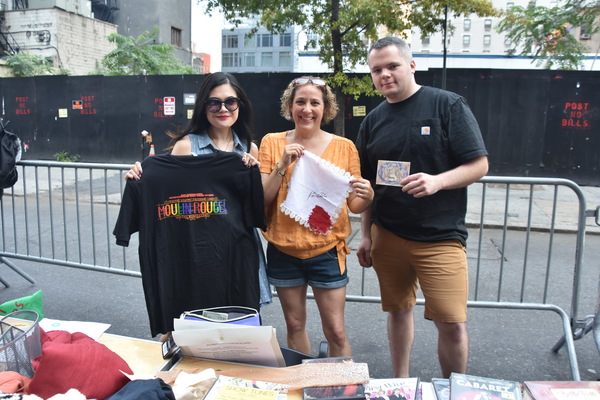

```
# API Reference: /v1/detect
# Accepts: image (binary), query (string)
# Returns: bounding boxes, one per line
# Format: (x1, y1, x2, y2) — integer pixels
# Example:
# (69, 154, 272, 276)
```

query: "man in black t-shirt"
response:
(356, 37, 489, 379)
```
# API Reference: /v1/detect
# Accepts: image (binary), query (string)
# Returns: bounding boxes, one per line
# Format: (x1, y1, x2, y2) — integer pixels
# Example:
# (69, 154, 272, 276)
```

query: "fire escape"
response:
(91, 0, 118, 24)
(0, 0, 27, 55)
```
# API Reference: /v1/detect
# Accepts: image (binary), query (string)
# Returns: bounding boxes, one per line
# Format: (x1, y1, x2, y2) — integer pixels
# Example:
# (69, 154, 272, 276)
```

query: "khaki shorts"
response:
(370, 224, 468, 323)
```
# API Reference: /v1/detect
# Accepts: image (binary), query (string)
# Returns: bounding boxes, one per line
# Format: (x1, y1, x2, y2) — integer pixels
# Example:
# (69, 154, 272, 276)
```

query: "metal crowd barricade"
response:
(345, 176, 591, 381)
(0, 162, 593, 380)
(0, 160, 140, 283)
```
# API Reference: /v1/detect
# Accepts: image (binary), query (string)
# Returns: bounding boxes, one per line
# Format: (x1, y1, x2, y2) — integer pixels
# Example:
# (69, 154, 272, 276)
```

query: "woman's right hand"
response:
(124, 161, 143, 180)
(279, 143, 305, 169)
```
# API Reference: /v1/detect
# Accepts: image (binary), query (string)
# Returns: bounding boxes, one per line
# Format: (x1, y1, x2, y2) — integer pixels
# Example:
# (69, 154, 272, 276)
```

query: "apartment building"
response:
(0, 0, 116, 75)
(221, 1, 599, 72)
(110, 0, 192, 66)
(0, 0, 194, 75)
(221, 25, 298, 73)
(410, 0, 600, 70)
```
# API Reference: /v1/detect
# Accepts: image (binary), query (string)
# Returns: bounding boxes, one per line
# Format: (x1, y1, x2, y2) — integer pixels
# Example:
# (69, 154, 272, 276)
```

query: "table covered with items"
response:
(0, 310, 371, 400)
(2, 310, 600, 400)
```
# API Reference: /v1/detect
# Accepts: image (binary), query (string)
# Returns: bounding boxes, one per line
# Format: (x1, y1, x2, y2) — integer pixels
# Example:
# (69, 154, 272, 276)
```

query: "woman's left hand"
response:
(351, 178, 374, 201)
(242, 152, 260, 168)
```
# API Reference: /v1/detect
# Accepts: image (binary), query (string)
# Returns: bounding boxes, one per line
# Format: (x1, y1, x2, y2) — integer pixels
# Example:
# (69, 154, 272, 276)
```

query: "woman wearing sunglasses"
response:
(258, 76, 374, 357)
(124, 72, 270, 340)
(126, 72, 259, 177)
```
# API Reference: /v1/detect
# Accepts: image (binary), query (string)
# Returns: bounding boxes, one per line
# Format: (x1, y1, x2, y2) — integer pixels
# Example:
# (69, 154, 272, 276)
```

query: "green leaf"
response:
(3, 52, 61, 77)
(497, 0, 599, 69)
(97, 26, 195, 75)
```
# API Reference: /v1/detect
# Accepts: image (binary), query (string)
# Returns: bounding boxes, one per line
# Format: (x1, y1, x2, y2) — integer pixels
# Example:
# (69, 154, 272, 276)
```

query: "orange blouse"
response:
(258, 131, 362, 272)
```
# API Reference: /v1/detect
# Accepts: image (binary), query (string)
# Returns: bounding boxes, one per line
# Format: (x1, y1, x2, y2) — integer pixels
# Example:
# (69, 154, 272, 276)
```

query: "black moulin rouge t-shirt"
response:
(113, 152, 265, 336)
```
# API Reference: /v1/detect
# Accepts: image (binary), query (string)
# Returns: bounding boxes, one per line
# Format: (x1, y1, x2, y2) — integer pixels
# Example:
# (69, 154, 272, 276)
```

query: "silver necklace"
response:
(215, 136, 233, 152)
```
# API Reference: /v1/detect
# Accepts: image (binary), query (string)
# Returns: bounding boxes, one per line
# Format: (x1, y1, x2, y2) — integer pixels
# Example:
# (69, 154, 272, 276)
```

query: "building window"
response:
(223, 35, 238, 49)
(506, 2, 514, 9)
(257, 34, 273, 47)
(171, 27, 182, 47)
(422, 35, 430, 45)
(279, 51, 292, 67)
(244, 34, 254, 47)
(483, 35, 491, 46)
(261, 52, 273, 67)
(243, 52, 255, 67)
(484, 19, 492, 32)
(464, 19, 471, 31)
(504, 36, 512, 46)
(306, 33, 319, 49)
(279, 33, 292, 47)
(222, 53, 240, 67)
(463, 35, 471, 47)
(580, 25, 592, 40)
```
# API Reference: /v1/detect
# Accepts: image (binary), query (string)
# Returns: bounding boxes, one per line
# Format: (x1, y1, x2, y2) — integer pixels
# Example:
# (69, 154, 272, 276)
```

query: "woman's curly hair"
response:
(279, 76, 339, 125)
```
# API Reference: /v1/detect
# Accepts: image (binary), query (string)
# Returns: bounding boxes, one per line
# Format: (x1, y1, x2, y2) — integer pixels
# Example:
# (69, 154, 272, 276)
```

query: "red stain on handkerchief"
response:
(308, 205, 331, 234)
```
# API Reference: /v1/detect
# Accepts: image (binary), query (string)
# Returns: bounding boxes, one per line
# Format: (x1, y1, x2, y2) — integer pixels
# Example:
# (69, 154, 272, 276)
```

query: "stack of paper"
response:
(171, 318, 286, 368)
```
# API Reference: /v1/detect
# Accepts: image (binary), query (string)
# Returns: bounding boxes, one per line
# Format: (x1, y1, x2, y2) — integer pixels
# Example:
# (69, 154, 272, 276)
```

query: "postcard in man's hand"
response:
(376, 160, 410, 187)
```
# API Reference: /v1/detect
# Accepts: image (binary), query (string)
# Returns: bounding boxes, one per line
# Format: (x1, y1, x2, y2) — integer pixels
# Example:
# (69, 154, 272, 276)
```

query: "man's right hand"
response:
(124, 161, 142, 180)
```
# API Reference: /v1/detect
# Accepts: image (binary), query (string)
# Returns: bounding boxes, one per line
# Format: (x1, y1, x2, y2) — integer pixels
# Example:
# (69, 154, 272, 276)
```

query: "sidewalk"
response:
(466, 182, 600, 235)
(351, 183, 600, 234)
(14, 164, 600, 235)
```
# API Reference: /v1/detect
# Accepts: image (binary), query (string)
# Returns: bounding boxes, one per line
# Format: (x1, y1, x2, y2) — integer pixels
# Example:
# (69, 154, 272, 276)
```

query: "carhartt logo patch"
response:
(421, 126, 430, 135)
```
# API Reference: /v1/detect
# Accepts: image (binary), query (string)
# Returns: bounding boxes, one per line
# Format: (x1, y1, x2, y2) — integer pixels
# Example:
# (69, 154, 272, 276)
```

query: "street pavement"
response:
(0, 181, 599, 384)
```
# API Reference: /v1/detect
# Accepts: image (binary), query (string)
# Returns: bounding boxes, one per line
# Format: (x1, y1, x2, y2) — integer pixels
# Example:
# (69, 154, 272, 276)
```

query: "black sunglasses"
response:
(205, 97, 240, 113)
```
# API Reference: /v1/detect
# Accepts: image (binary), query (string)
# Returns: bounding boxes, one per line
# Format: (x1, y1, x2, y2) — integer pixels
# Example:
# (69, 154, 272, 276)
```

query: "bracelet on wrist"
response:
(274, 162, 286, 177)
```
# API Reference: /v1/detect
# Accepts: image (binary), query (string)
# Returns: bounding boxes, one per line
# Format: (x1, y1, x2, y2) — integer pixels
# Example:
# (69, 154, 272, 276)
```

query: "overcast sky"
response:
(191, 1, 224, 72)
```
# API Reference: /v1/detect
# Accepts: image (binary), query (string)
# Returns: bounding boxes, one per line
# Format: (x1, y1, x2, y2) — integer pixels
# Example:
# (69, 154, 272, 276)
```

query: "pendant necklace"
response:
(215, 136, 233, 152)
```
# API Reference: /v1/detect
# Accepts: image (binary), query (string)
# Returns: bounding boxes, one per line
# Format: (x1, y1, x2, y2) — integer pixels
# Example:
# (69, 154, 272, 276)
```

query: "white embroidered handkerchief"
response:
(280, 150, 353, 235)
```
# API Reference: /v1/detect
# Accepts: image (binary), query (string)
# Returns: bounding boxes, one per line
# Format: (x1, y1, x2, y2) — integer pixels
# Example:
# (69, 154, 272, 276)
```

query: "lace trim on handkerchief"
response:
(280, 151, 353, 235)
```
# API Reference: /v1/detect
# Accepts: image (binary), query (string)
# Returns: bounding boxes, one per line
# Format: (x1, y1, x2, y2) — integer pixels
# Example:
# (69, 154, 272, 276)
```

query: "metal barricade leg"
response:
(0, 256, 36, 285)
(594, 279, 600, 355)
(552, 316, 594, 353)
(594, 311, 600, 355)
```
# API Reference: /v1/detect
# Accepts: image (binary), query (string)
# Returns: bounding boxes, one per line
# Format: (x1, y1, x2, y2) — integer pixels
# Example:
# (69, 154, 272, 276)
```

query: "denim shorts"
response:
(266, 243, 349, 289)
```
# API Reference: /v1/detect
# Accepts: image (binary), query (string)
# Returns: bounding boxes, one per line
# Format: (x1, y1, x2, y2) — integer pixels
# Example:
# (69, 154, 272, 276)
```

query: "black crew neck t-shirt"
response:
(114, 152, 265, 336)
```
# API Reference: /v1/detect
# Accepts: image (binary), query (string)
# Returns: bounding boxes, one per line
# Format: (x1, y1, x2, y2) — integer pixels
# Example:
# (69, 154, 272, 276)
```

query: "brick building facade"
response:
(4, 8, 116, 75)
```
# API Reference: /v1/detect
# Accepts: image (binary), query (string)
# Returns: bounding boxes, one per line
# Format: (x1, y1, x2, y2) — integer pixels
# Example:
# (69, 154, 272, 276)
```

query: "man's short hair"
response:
(368, 36, 412, 61)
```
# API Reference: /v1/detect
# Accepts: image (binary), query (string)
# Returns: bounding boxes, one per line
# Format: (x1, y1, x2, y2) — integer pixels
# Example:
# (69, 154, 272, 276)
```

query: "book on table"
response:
(420, 381, 439, 400)
(302, 384, 366, 400)
(301, 357, 365, 400)
(431, 378, 450, 400)
(522, 381, 600, 400)
(363, 377, 420, 400)
(203, 375, 289, 400)
(449, 373, 522, 400)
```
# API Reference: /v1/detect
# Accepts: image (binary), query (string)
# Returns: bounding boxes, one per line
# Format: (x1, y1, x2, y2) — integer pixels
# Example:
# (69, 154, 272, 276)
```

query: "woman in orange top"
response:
(259, 76, 373, 357)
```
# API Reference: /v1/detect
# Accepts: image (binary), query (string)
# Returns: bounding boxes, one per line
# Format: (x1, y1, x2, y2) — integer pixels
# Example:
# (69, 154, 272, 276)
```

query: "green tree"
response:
(98, 26, 195, 75)
(497, 0, 600, 70)
(3, 52, 62, 77)
(200, 0, 498, 135)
